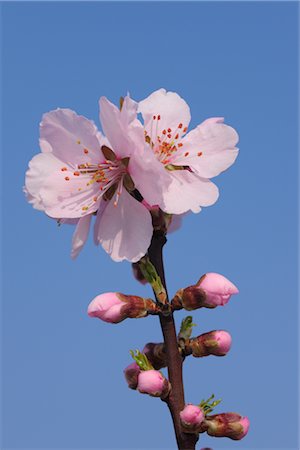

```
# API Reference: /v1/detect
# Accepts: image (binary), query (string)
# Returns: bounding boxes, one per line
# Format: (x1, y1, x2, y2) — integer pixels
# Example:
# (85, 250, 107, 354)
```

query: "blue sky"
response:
(1, 2, 299, 449)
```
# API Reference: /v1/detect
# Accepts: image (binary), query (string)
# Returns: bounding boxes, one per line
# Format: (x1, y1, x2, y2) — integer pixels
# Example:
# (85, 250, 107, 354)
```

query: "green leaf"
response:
(179, 316, 196, 340)
(130, 349, 154, 371)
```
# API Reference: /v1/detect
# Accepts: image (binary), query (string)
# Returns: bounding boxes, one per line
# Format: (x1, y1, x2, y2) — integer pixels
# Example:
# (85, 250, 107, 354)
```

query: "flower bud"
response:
(180, 404, 205, 433)
(142, 342, 167, 369)
(202, 413, 250, 440)
(131, 262, 148, 285)
(87, 292, 158, 324)
(172, 273, 238, 311)
(137, 369, 171, 398)
(188, 330, 232, 357)
(123, 362, 141, 390)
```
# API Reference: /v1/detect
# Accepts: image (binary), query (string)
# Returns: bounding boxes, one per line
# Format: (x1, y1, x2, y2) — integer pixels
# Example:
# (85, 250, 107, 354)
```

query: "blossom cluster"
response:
(25, 88, 238, 262)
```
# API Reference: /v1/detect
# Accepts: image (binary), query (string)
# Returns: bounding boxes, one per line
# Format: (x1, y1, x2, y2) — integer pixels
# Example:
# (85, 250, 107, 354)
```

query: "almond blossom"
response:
(135, 88, 239, 214)
(25, 96, 165, 262)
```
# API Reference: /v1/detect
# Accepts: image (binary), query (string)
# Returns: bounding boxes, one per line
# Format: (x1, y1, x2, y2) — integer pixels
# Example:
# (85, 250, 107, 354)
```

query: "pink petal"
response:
(138, 88, 191, 140)
(40, 169, 101, 218)
(173, 118, 239, 178)
(25, 153, 64, 211)
(161, 170, 219, 214)
(71, 214, 92, 259)
(40, 108, 102, 165)
(128, 145, 169, 207)
(99, 97, 135, 158)
(95, 189, 152, 262)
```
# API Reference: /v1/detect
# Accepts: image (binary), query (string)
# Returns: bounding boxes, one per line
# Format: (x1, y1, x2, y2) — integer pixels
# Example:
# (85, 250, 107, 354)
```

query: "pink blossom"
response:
(137, 370, 170, 398)
(199, 273, 239, 307)
(87, 293, 126, 323)
(212, 331, 232, 355)
(88, 292, 157, 324)
(135, 88, 239, 214)
(24, 96, 165, 262)
(180, 404, 204, 432)
(204, 413, 250, 440)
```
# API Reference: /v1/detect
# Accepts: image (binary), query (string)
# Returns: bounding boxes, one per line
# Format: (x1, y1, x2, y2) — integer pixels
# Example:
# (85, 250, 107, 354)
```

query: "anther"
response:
(64, 176, 70, 181)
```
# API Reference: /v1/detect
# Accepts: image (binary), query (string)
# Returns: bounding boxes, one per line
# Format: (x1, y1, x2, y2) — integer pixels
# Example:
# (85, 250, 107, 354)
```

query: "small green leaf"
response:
(179, 316, 196, 340)
(130, 349, 154, 371)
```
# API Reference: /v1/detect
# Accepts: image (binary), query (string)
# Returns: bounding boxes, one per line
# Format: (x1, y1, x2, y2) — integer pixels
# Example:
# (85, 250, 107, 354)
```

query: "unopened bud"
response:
(142, 342, 167, 369)
(137, 370, 171, 398)
(180, 404, 205, 433)
(132, 262, 148, 285)
(202, 413, 250, 440)
(123, 362, 141, 390)
(188, 330, 232, 357)
(173, 273, 238, 311)
(87, 292, 158, 324)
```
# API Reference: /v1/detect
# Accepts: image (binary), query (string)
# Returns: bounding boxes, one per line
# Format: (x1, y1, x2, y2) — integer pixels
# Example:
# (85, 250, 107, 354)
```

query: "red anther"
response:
(184, 152, 189, 157)
(61, 167, 67, 172)
(198, 152, 203, 157)
(65, 176, 70, 181)
(183, 127, 188, 132)
(157, 115, 161, 120)
(73, 171, 80, 176)
(175, 134, 179, 139)
(162, 129, 166, 135)
(84, 148, 89, 154)
(93, 196, 98, 202)
(178, 143, 183, 147)
(153, 115, 156, 120)
(167, 128, 172, 133)
(167, 134, 172, 138)
(178, 123, 183, 128)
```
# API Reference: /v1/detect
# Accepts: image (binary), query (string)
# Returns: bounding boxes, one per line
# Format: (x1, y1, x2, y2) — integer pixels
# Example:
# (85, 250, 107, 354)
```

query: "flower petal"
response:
(161, 169, 219, 214)
(99, 97, 136, 157)
(25, 153, 63, 211)
(95, 189, 152, 262)
(40, 169, 101, 218)
(71, 214, 92, 259)
(173, 118, 239, 178)
(128, 144, 170, 207)
(40, 108, 102, 165)
(138, 88, 191, 139)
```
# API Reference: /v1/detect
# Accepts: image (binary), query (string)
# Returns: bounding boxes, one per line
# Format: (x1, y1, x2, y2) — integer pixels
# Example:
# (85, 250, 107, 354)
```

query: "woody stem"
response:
(148, 230, 198, 450)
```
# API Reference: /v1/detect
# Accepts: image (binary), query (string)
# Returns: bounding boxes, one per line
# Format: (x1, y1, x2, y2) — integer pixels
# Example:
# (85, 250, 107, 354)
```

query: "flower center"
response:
(61, 145, 134, 211)
(145, 115, 188, 166)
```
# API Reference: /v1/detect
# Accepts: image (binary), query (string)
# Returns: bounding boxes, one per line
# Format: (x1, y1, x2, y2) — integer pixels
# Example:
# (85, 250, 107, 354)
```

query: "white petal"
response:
(161, 170, 219, 214)
(40, 108, 102, 165)
(173, 118, 239, 178)
(96, 189, 152, 262)
(25, 153, 63, 211)
(138, 88, 191, 139)
(71, 215, 92, 259)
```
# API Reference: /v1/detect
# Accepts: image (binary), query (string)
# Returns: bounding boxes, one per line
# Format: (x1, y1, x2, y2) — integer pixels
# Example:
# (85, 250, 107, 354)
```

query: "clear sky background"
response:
(1, 2, 299, 450)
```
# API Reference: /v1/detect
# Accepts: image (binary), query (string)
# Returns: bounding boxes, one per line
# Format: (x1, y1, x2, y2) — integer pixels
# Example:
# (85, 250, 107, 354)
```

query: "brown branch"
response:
(148, 230, 198, 450)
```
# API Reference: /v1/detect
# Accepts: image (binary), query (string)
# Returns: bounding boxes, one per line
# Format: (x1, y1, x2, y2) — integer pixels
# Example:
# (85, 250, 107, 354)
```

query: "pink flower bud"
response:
(180, 404, 205, 432)
(203, 413, 250, 440)
(199, 273, 239, 307)
(190, 330, 232, 357)
(137, 370, 171, 398)
(173, 273, 238, 311)
(87, 292, 158, 324)
(123, 362, 141, 390)
(87, 292, 125, 323)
